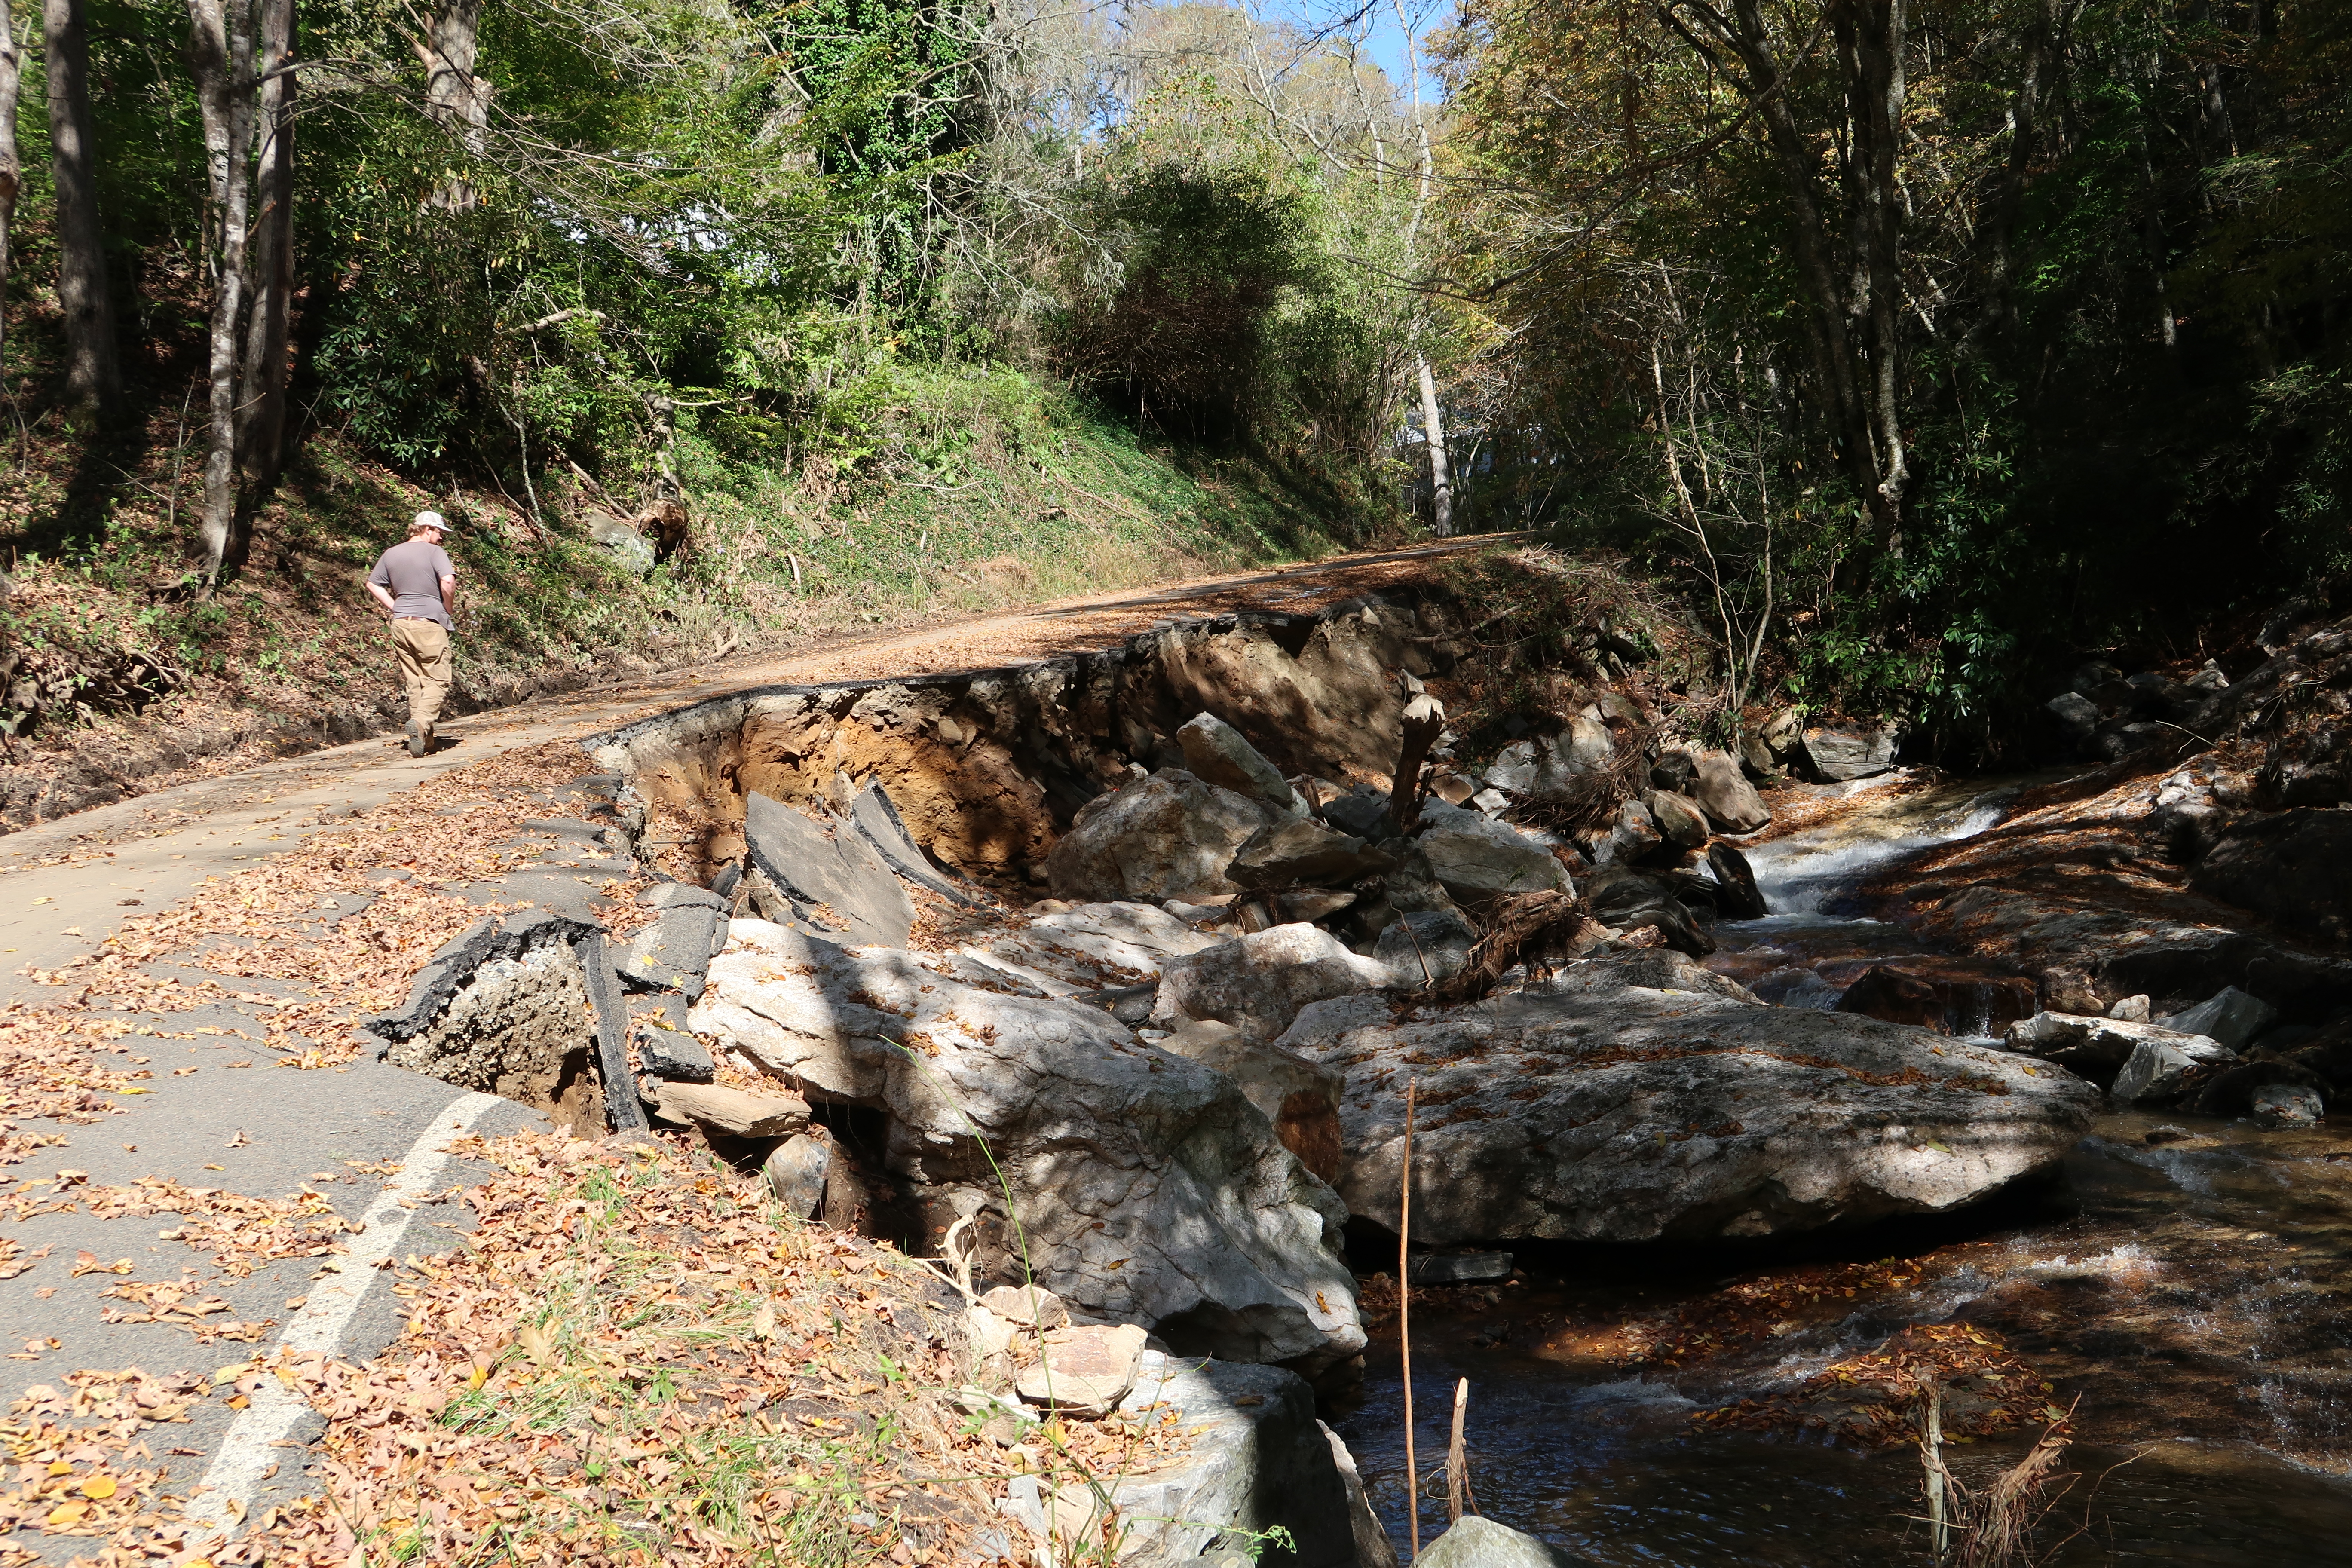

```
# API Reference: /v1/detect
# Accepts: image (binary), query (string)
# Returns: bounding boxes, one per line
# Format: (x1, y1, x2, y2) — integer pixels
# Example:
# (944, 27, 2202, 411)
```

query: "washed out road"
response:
(0, 536, 1505, 1559)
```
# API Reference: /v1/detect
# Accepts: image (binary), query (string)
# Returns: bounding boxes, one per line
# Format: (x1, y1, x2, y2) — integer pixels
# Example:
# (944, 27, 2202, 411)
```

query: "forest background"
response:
(0, 0, 2341, 781)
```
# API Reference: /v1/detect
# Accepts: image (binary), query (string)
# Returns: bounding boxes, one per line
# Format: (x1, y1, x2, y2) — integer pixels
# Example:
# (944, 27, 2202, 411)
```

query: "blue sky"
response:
(1259, 0, 1453, 102)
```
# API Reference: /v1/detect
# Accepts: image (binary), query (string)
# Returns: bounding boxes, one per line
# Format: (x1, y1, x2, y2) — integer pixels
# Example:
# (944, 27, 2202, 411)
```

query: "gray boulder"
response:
(1179, 712, 1307, 815)
(1688, 748, 1772, 833)
(742, 790, 915, 948)
(1483, 717, 1616, 800)
(1583, 866, 1712, 957)
(1800, 725, 1900, 781)
(1375, 909, 1478, 989)
(692, 921, 1364, 1374)
(616, 903, 725, 999)
(1003, 1351, 1360, 1568)
(1321, 785, 1391, 841)
(1227, 816, 1395, 891)
(1154, 923, 1396, 1041)
(763, 1131, 832, 1217)
(1415, 800, 1572, 900)
(2163, 985, 2279, 1050)
(1706, 842, 1767, 919)
(1276, 949, 2098, 1244)
(1046, 770, 1272, 904)
(2111, 1033, 2236, 1103)
(588, 516, 655, 576)
(1418, 1517, 1592, 1568)
(1594, 798, 1663, 866)
(1158, 1017, 1344, 1182)
(2003, 1012, 2230, 1086)
(637, 1021, 715, 1082)
(2254, 1083, 2325, 1128)
(1646, 789, 1710, 850)
(2046, 691, 2101, 747)
(963, 900, 1223, 996)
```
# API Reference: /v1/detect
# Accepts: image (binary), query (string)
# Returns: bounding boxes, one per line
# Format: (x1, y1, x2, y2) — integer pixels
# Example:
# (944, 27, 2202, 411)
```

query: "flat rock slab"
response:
(1015, 1323, 1149, 1416)
(1277, 949, 2099, 1245)
(850, 779, 981, 904)
(616, 903, 724, 998)
(650, 1081, 811, 1139)
(743, 790, 915, 948)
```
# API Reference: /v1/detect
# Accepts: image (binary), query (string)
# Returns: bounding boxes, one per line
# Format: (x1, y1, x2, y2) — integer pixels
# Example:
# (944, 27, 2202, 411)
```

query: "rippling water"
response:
(1333, 774, 2352, 1563)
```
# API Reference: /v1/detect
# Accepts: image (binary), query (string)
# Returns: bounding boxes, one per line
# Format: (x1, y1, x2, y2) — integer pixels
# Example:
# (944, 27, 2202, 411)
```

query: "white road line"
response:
(181, 1091, 504, 1542)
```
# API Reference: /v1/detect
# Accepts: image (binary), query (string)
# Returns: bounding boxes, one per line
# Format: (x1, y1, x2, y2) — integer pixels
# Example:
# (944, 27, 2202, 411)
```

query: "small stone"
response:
(978, 1284, 1070, 1331)
(2107, 993, 2153, 1023)
(637, 1025, 714, 1083)
(762, 1132, 831, 1217)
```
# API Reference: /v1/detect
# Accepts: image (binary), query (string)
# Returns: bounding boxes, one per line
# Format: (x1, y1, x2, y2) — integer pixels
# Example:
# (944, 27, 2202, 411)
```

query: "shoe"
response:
(405, 720, 427, 758)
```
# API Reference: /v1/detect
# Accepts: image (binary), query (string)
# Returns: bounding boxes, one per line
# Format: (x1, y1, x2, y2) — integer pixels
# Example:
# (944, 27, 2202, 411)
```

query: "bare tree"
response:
(45, 0, 118, 412)
(0, 0, 21, 394)
(236, 0, 294, 488)
(187, 0, 256, 580)
(1396, 0, 1452, 537)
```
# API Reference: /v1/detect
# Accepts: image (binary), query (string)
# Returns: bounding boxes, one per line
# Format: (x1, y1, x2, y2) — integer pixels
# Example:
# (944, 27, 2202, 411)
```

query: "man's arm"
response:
(439, 574, 457, 622)
(366, 580, 398, 617)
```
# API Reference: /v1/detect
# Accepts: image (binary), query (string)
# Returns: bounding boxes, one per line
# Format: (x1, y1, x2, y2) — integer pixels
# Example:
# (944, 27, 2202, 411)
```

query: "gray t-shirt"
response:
(368, 539, 456, 628)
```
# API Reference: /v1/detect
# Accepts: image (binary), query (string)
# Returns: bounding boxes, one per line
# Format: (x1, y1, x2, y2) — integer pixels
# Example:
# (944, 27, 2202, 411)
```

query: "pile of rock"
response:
(1999, 983, 2339, 1127)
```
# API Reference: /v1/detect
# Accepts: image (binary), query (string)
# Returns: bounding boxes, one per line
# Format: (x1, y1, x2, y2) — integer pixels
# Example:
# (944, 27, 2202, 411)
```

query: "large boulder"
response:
(2162, 985, 2279, 1050)
(1706, 842, 1768, 919)
(691, 921, 1363, 1374)
(1415, 800, 1573, 901)
(1227, 816, 1396, 891)
(1646, 789, 1710, 851)
(743, 791, 915, 948)
(2001, 1012, 2231, 1087)
(1374, 909, 1478, 989)
(966, 900, 1222, 995)
(1687, 748, 1772, 833)
(1179, 712, 1307, 816)
(1799, 725, 1900, 781)
(1275, 949, 2098, 1245)
(1158, 1017, 1345, 1183)
(1045, 769, 1273, 904)
(1593, 798, 1663, 866)
(1583, 866, 1712, 957)
(1484, 717, 1616, 800)
(1154, 923, 1395, 1041)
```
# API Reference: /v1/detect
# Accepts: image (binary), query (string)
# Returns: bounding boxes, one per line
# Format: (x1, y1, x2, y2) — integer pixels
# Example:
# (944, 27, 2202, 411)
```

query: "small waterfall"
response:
(1737, 780, 2020, 917)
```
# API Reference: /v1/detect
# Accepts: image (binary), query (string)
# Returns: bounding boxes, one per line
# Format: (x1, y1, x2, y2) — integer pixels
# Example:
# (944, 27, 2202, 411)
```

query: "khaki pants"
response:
(392, 618, 453, 735)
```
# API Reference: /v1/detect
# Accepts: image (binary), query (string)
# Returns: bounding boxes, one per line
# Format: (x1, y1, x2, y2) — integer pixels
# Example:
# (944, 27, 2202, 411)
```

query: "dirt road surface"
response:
(0, 535, 1505, 1561)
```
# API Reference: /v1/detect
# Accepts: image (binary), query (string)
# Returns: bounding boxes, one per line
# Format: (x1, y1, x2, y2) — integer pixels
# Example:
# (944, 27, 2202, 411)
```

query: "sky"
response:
(1258, 0, 1453, 103)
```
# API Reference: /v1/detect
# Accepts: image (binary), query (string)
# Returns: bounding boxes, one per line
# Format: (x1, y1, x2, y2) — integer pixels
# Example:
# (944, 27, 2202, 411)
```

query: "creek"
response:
(1334, 773, 2352, 1565)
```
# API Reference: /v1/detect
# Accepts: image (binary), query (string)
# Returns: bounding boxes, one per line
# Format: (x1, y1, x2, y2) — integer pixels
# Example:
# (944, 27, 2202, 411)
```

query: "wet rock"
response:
(2253, 1083, 2325, 1129)
(1646, 789, 1710, 851)
(742, 790, 916, 948)
(1323, 1424, 1400, 1568)
(1799, 725, 1900, 782)
(693, 922, 1364, 1373)
(1154, 924, 1395, 1041)
(763, 1131, 833, 1217)
(616, 903, 725, 1000)
(1277, 948, 2097, 1245)
(1834, 962, 2038, 1038)
(1688, 748, 1772, 833)
(1045, 769, 1273, 904)
(2162, 985, 2279, 1050)
(1227, 816, 1396, 891)
(1417, 1514, 1592, 1568)
(1706, 842, 1768, 919)
(637, 1021, 715, 1082)
(1158, 1017, 1345, 1182)
(1415, 801, 1572, 901)
(650, 1081, 812, 1139)
(1180, 712, 1308, 815)
(1375, 910, 1478, 989)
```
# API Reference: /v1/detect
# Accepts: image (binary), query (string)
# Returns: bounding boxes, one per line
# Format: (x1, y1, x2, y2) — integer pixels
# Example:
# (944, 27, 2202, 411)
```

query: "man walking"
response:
(365, 512, 458, 757)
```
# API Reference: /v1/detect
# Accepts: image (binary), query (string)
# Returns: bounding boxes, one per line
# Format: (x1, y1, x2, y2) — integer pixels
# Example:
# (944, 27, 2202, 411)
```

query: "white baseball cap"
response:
(411, 510, 448, 534)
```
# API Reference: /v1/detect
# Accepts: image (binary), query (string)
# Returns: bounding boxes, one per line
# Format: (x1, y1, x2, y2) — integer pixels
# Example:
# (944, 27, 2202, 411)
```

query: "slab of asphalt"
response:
(0, 534, 1505, 1558)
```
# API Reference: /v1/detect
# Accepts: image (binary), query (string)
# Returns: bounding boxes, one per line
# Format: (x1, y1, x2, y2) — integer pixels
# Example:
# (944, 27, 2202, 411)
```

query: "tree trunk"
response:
(413, 0, 490, 208)
(187, 0, 255, 581)
(236, 0, 294, 493)
(0, 0, 21, 391)
(44, 0, 117, 412)
(1415, 353, 1453, 537)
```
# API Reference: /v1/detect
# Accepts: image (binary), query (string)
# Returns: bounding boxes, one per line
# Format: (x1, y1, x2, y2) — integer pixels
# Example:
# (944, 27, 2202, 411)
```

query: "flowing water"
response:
(1333, 773, 2352, 1564)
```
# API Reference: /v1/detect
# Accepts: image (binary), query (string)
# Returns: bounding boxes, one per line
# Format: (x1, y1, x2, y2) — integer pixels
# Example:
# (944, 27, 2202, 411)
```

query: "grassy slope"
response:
(0, 340, 1401, 824)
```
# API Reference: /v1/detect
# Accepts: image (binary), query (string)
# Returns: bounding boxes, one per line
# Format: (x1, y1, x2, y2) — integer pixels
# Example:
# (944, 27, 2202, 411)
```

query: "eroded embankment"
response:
(589, 592, 1461, 884)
